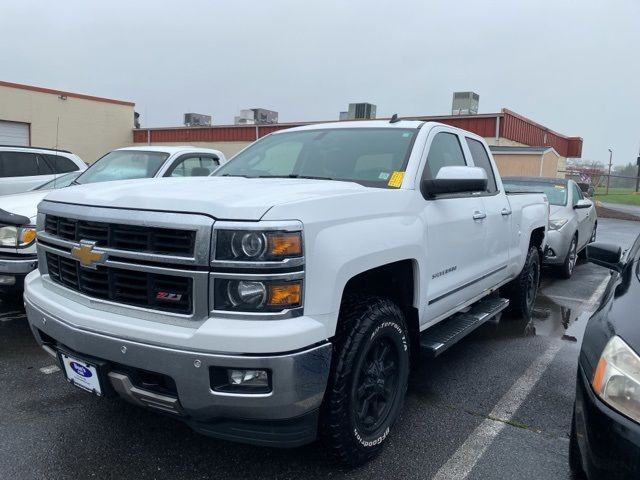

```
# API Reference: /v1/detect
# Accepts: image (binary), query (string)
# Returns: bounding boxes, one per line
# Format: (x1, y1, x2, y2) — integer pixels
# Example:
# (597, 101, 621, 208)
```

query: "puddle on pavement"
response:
(479, 294, 588, 343)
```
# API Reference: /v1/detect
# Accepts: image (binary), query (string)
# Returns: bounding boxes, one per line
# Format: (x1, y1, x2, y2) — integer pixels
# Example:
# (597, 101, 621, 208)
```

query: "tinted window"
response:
(43, 154, 80, 173)
(75, 150, 169, 185)
(168, 155, 219, 177)
(466, 138, 497, 193)
(424, 132, 466, 179)
(0, 152, 40, 177)
(214, 128, 417, 188)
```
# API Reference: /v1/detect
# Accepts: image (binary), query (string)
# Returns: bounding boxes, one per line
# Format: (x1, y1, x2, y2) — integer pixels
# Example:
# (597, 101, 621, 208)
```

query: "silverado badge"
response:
(70, 240, 106, 269)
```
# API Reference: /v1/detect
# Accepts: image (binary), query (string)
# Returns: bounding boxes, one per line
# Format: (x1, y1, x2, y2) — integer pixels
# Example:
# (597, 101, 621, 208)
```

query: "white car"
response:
(0, 145, 86, 196)
(24, 121, 547, 464)
(503, 176, 597, 278)
(0, 146, 226, 300)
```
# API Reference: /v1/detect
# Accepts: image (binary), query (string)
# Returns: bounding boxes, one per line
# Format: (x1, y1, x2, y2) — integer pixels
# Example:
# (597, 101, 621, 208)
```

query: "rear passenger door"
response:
(0, 151, 52, 195)
(464, 137, 511, 282)
(421, 129, 488, 325)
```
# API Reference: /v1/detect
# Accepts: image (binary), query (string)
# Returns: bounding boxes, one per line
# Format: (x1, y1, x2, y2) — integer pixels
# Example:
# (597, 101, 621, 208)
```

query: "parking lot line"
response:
(39, 365, 60, 374)
(432, 276, 610, 480)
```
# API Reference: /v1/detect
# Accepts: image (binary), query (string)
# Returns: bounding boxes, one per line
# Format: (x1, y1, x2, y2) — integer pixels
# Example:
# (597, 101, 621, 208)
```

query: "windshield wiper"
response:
(256, 174, 335, 181)
(220, 173, 251, 178)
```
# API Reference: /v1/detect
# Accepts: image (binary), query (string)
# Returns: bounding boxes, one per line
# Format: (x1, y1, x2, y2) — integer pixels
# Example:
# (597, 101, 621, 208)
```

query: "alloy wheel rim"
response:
(526, 259, 539, 308)
(354, 336, 399, 434)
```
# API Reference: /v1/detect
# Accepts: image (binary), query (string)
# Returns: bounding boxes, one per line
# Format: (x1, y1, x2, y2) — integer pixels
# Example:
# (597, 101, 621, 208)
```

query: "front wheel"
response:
(503, 245, 541, 320)
(555, 236, 578, 279)
(320, 295, 410, 466)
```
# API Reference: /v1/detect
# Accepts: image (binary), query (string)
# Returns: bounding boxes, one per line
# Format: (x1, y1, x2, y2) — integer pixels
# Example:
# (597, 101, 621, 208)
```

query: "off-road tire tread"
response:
(320, 294, 409, 466)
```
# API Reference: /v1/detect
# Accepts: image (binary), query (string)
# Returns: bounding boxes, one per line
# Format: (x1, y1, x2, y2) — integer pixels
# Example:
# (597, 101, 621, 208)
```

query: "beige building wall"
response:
(483, 137, 528, 148)
(492, 152, 563, 178)
(0, 83, 134, 163)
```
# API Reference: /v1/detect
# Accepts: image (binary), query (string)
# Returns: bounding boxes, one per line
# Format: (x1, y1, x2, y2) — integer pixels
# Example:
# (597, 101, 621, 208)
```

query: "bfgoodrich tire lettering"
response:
(320, 295, 410, 466)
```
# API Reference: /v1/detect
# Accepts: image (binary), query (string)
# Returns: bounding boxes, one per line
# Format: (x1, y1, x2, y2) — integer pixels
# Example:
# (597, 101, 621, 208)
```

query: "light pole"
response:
(606, 148, 613, 195)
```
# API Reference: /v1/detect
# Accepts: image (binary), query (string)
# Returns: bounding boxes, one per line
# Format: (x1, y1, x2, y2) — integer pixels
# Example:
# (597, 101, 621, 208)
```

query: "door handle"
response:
(501, 208, 512, 216)
(473, 211, 487, 220)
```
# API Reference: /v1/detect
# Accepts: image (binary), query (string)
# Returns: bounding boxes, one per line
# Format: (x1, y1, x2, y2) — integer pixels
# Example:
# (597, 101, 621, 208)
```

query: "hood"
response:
(1, 190, 50, 222)
(42, 176, 370, 220)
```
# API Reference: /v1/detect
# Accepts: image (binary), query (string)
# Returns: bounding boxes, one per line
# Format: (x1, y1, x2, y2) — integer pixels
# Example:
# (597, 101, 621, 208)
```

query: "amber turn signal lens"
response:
(592, 357, 608, 393)
(267, 233, 302, 257)
(19, 228, 37, 246)
(267, 283, 302, 306)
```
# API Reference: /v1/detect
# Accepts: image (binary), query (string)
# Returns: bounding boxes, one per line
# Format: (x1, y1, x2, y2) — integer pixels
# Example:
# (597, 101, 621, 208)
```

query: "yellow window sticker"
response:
(388, 171, 405, 188)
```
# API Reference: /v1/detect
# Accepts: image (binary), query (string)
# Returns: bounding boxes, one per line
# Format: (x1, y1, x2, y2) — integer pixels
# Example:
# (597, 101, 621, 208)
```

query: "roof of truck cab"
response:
(276, 120, 427, 132)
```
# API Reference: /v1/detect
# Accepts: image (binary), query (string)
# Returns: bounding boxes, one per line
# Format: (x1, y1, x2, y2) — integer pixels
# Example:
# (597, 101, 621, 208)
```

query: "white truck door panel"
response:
(423, 197, 488, 322)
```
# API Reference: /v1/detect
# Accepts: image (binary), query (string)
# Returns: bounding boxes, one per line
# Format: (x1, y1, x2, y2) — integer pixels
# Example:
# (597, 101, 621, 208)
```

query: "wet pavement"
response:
(1, 218, 638, 479)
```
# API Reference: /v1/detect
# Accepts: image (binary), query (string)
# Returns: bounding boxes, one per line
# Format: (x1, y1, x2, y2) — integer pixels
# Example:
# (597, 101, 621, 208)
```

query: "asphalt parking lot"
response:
(1, 217, 638, 480)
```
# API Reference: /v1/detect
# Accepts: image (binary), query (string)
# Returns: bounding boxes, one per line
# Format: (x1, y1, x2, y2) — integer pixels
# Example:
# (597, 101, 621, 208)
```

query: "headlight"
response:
(592, 336, 640, 422)
(215, 230, 302, 262)
(549, 218, 568, 231)
(214, 279, 302, 312)
(0, 226, 36, 248)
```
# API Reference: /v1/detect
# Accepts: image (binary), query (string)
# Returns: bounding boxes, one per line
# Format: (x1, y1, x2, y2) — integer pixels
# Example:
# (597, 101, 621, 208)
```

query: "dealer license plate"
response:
(60, 352, 103, 396)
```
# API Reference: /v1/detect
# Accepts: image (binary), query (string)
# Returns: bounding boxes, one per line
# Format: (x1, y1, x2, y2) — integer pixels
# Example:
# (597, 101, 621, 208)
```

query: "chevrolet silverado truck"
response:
(24, 120, 548, 465)
(0, 146, 225, 301)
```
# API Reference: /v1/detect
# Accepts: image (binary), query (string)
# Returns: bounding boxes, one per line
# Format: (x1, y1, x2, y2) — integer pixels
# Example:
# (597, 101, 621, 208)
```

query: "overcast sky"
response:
(1, 0, 638, 165)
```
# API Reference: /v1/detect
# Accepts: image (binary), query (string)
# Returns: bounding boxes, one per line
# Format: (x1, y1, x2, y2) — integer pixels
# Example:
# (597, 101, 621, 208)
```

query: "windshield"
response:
(213, 128, 417, 188)
(32, 172, 81, 190)
(74, 150, 170, 185)
(503, 179, 568, 206)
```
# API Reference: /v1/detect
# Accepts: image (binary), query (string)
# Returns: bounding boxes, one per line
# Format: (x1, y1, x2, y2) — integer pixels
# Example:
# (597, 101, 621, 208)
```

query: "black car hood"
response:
(0, 208, 30, 226)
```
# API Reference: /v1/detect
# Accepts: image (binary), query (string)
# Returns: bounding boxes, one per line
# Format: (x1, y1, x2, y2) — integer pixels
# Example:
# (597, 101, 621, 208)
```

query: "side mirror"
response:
(421, 166, 488, 198)
(587, 242, 623, 272)
(574, 199, 592, 209)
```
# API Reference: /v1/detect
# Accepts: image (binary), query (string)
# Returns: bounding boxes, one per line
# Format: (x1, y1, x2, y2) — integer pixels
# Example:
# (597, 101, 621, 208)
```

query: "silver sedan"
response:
(503, 177, 597, 279)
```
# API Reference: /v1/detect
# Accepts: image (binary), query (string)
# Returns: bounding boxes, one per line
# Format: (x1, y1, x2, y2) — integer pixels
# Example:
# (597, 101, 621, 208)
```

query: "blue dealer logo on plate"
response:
(70, 361, 92, 378)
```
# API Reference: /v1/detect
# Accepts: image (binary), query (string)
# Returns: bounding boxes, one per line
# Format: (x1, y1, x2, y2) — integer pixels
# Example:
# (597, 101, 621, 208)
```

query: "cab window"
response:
(465, 138, 497, 193)
(571, 182, 583, 206)
(423, 132, 466, 179)
(167, 156, 219, 177)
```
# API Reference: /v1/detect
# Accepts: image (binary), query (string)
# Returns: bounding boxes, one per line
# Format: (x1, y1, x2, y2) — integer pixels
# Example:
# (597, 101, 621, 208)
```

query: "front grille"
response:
(44, 215, 195, 257)
(46, 252, 192, 314)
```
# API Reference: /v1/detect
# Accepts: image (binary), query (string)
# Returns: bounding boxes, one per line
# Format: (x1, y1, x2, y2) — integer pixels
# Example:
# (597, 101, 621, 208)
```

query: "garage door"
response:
(0, 121, 29, 146)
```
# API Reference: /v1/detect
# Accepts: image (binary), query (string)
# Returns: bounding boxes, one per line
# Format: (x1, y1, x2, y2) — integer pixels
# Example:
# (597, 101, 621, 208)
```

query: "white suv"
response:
(0, 146, 86, 196)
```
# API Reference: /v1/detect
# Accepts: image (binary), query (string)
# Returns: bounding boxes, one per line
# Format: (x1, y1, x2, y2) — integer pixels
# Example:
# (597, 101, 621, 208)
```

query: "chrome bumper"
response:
(26, 298, 332, 423)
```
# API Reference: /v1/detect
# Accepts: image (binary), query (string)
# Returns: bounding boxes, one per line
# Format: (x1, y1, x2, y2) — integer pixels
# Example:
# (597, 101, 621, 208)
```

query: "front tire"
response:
(555, 236, 578, 279)
(503, 245, 541, 320)
(320, 295, 410, 466)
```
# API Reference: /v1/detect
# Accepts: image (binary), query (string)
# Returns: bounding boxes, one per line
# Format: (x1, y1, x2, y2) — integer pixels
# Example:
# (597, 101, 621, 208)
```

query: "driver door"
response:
(420, 129, 488, 325)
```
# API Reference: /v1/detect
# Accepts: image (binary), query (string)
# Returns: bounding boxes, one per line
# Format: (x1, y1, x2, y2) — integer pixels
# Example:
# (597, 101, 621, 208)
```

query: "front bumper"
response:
(574, 364, 640, 479)
(25, 287, 332, 447)
(543, 229, 572, 265)
(0, 254, 37, 294)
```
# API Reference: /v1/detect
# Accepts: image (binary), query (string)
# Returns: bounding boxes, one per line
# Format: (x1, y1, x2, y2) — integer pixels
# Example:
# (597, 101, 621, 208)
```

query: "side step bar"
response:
(420, 297, 509, 357)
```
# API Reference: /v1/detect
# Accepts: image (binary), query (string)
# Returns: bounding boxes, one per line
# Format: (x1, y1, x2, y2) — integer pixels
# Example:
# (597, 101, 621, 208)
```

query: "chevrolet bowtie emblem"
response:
(70, 240, 106, 269)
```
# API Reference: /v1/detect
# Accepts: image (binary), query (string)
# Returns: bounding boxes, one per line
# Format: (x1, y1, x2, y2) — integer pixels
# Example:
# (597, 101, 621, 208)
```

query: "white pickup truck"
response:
(24, 120, 548, 465)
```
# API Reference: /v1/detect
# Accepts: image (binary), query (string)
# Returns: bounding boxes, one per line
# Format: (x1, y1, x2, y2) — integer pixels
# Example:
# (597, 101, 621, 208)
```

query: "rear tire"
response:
(503, 245, 541, 320)
(320, 295, 410, 466)
(555, 236, 578, 279)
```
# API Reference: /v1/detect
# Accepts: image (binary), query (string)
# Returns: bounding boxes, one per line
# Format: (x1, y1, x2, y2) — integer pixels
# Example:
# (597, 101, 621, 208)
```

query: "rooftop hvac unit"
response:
(184, 113, 212, 127)
(451, 92, 479, 115)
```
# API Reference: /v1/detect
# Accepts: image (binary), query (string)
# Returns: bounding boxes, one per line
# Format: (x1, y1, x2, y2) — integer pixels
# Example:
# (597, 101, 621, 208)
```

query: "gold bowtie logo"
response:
(70, 241, 106, 269)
